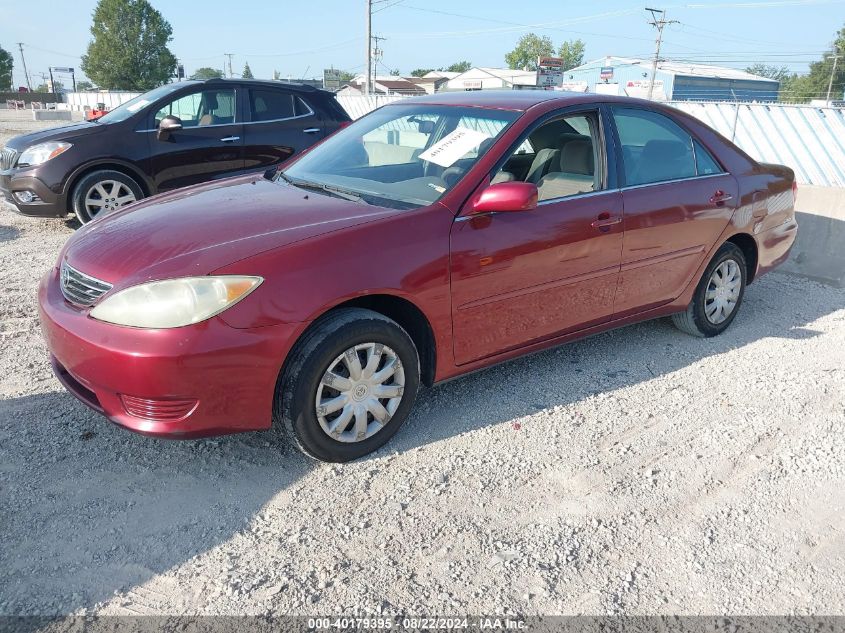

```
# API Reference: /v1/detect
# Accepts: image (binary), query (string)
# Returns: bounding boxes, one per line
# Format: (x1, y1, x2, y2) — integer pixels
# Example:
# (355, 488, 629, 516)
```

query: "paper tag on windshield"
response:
(418, 127, 490, 168)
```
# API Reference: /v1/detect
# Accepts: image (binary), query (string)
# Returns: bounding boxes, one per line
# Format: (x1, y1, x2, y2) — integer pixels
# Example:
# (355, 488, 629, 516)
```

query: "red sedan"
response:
(39, 91, 798, 462)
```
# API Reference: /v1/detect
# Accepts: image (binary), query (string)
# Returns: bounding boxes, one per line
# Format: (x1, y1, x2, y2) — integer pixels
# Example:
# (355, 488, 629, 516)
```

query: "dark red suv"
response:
(0, 79, 350, 223)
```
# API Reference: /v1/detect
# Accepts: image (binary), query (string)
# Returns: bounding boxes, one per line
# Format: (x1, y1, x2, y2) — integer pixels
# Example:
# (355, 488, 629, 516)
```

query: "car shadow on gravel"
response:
(0, 273, 842, 618)
(0, 390, 314, 617)
(389, 272, 844, 455)
(0, 225, 21, 242)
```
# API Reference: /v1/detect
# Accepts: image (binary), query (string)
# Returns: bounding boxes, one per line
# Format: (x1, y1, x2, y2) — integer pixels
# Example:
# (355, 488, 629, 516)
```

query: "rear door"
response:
(609, 105, 738, 318)
(242, 88, 323, 171)
(147, 87, 244, 192)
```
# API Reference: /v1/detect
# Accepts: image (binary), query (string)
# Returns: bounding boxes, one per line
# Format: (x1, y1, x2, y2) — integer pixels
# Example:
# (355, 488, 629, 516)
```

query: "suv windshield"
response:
(282, 104, 520, 209)
(97, 83, 188, 124)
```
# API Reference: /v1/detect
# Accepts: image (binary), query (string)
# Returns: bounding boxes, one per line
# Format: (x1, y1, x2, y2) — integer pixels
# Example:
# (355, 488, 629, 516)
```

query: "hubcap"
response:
(705, 259, 741, 324)
(315, 343, 405, 443)
(84, 180, 137, 219)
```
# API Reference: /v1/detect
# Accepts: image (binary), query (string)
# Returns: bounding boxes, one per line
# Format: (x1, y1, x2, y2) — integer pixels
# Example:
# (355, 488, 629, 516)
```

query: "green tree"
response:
(779, 24, 844, 102)
(242, 62, 254, 79)
(76, 80, 95, 91)
(745, 64, 791, 82)
(442, 60, 472, 73)
(191, 67, 224, 80)
(81, 0, 177, 90)
(410, 68, 434, 77)
(0, 44, 13, 90)
(558, 39, 585, 71)
(389, 68, 400, 76)
(505, 33, 554, 71)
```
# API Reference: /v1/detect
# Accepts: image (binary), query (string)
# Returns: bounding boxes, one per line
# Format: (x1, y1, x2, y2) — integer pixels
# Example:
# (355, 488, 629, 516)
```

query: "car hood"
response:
(5, 121, 105, 151)
(63, 174, 400, 285)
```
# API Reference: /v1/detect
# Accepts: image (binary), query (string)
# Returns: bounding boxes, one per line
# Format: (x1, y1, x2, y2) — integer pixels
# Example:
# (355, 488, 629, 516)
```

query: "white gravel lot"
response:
(1, 117, 844, 618)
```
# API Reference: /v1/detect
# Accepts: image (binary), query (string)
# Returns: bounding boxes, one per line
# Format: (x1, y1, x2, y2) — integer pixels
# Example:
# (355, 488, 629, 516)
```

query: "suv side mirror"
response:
(157, 115, 183, 141)
(466, 181, 538, 214)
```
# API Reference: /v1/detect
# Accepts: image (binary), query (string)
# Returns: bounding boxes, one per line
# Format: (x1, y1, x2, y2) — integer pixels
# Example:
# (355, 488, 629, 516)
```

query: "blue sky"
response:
(1, 0, 843, 86)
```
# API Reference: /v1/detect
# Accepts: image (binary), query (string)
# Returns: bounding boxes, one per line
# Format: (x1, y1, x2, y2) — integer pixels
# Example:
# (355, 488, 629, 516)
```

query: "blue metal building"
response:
(563, 57, 780, 102)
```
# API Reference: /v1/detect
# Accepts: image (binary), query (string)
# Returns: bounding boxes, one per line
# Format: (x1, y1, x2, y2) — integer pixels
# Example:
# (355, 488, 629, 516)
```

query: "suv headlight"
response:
(89, 276, 262, 329)
(17, 141, 72, 167)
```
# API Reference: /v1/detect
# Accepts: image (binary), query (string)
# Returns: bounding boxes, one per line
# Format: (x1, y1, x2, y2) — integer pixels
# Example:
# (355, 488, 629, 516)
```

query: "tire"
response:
(275, 308, 421, 462)
(72, 170, 144, 224)
(671, 242, 747, 338)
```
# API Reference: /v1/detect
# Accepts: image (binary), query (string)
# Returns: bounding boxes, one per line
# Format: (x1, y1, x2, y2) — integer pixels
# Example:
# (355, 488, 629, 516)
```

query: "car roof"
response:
(388, 90, 650, 111)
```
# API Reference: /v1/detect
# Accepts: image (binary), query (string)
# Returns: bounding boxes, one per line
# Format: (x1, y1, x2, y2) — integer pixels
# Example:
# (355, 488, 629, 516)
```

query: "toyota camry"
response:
(39, 91, 798, 462)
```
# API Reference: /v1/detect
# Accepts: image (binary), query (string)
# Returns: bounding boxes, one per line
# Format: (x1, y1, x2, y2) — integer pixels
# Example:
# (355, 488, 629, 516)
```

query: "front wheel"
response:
(671, 242, 747, 338)
(72, 170, 143, 224)
(276, 308, 421, 462)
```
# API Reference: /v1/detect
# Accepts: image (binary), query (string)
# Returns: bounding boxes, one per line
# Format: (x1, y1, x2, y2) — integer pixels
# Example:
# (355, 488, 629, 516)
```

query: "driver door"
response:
(147, 87, 244, 192)
(449, 109, 624, 365)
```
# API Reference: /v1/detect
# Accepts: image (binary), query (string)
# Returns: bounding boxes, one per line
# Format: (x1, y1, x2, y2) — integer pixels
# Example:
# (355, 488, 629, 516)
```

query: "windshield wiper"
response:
(278, 173, 367, 204)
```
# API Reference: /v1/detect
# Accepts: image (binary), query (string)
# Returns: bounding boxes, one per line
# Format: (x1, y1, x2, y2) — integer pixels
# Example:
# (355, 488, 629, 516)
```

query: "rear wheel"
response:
(72, 170, 143, 224)
(671, 242, 747, 337)
(276, 308, 420, 462)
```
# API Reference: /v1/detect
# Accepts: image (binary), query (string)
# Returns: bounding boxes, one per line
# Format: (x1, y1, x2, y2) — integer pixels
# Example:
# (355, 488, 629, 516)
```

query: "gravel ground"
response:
(1, 118, 844, 618)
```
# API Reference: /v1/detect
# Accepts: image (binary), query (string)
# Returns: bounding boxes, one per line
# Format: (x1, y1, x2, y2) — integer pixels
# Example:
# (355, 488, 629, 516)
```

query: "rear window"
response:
(249, 90, 312, 122)
(612, 107, 696, 186)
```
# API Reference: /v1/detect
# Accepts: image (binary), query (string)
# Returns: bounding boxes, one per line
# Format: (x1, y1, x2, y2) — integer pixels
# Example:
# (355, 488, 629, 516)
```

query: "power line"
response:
(372, 0, 405, 13)
(677, 0, 845, 8)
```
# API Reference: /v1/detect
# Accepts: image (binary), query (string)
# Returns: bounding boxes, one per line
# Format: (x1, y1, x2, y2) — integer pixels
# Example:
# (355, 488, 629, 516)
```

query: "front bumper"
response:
(0, 169, 67, 217)
(38, 267, 304, 438)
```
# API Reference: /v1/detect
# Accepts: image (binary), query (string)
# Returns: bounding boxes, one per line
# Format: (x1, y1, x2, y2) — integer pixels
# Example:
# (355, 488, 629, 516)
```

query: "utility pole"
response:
(371, 34, 386, 90)
(365, 0, 372, 95)
(16, 43, 32, 91)
(645, 8, 678, 100)
(48, 67, 55, 94)
(224, 53, 234, 78)
(826, 53, 841, 102)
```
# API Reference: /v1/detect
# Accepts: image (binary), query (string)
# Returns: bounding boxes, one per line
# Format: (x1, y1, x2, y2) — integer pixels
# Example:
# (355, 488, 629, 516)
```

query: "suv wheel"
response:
(72, 170, 143, 224)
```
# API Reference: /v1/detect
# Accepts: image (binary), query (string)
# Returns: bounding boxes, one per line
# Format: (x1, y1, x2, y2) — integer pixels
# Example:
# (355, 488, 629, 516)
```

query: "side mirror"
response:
(157, 115, 183, 141)
(467, 181, 538, 214)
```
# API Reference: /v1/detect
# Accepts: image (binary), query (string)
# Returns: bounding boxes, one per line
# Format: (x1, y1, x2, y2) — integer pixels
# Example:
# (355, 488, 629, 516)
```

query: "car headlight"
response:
(17, 141, 72, 167)
(89, 276, 263, 329)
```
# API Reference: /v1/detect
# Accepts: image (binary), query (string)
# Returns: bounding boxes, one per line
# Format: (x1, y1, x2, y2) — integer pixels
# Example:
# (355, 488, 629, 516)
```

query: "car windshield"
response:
(281, 104, 521, 209)
(96, 83, 187, 124)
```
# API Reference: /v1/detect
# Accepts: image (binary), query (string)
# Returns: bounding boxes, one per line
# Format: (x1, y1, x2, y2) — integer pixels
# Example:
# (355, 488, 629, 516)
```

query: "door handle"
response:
(220, 136, 240, 143)
(710, 190, 733, 205)
(303, 128, 321, 134)
(591, 212, 623, 232)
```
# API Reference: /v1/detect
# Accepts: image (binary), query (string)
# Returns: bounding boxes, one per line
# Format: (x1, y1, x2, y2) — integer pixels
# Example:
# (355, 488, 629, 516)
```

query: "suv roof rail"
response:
(201, 77, 321, 92)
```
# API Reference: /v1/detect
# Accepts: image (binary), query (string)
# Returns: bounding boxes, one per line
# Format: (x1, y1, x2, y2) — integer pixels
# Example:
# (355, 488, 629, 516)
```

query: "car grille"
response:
(0, 147, 17, 170)
(60, 262, 112, 307)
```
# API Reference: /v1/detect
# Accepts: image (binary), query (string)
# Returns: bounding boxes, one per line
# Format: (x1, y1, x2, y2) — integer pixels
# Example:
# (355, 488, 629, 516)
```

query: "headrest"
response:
(205, 92, 219, 110)
(641, 139, 689, 162)
(560, 139, 594, 175)
(477, 137, 495, 155)
(558, 132, 589, 147)
(634, 140, 693, 183)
